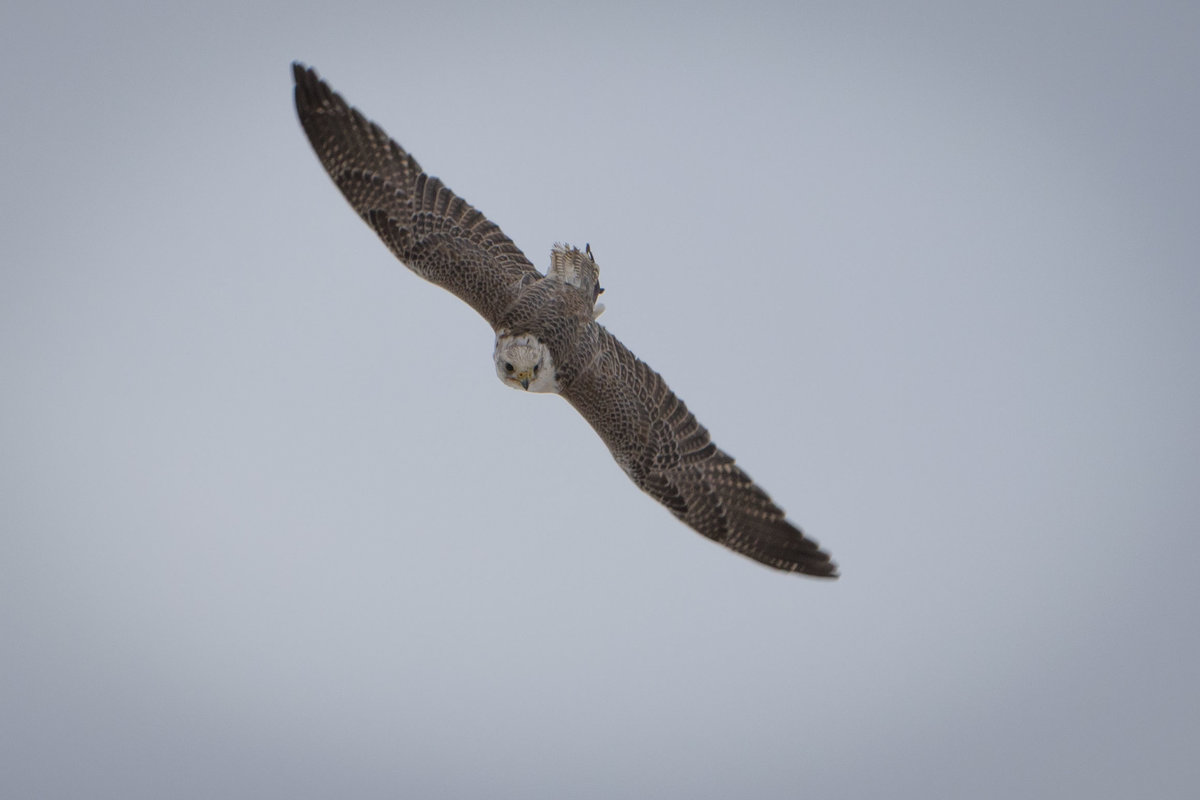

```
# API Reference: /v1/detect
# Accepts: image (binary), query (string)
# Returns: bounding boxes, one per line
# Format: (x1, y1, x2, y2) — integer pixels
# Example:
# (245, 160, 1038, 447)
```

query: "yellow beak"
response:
(516, 370, 532, 390)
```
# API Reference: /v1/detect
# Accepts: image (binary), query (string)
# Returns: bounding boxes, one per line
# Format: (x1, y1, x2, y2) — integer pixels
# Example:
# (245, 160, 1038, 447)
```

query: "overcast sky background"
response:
(3, 1, 1198, 798)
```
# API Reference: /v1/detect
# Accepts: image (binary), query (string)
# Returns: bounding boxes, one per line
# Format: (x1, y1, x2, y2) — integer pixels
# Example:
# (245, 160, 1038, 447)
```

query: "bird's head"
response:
(494, 332, 558, 393)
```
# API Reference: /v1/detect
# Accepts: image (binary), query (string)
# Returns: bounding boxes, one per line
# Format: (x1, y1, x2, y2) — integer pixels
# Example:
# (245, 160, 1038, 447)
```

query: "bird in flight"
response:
(293, 63, 837, 577)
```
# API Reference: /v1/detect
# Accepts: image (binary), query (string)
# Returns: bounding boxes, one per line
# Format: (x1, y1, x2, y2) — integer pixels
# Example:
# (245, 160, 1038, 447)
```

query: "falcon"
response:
(293, 63, 838, 577)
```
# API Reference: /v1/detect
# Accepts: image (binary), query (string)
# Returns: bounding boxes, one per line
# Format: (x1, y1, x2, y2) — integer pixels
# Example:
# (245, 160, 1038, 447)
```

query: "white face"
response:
(493, 333, 559, 393)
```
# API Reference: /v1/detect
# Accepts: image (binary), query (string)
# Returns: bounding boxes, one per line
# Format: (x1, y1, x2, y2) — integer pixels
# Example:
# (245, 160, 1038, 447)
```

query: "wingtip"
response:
(796, 554, 839, 579)
(292, 62, 339, 120)
(818, 547, 841, 578)
(292, 62, 324, 97)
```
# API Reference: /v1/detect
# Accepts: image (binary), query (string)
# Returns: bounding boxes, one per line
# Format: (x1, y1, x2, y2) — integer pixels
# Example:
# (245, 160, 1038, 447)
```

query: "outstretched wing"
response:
(562, 328, 838, 577)
(293, 63, 541, 326)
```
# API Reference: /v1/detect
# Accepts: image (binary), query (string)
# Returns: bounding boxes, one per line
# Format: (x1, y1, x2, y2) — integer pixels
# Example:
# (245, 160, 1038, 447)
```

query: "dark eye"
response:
(504, 362, 514, 373)
(533, 363, 540, 375)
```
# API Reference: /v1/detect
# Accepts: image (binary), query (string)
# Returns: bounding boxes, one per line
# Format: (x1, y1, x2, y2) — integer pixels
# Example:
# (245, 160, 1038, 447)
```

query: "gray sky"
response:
(3, 1, 1198, 797)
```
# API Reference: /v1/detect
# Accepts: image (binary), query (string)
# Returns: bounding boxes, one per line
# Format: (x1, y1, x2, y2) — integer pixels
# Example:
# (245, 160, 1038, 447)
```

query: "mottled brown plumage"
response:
(293, 63, 837, 577)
